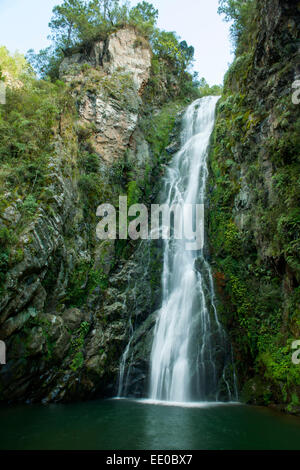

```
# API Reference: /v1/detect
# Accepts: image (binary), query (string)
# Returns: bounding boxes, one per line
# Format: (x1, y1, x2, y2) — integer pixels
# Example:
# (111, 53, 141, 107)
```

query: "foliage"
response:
(47, 0, 157, 49)
(70, 321, 90, 371)
(26, 47, 63, 81)
(127, 180, 142, 207)
(151, 31, 194, 76)
(0, 227, 10, 247)
(0, 46, 32, 82)
(0, 77, 67, 163)
(79, 152, 100, 173)
(0, 50, 75, 200)
(0, 222, 21, 294)
(218, 0, 257, 53)
(210, 0, 300, 409)
(66, 259, 109, 308)
(22, 195, 38, 216)
(141, 101, 183, 161)
(129, 1, 158, 37)
(198, 77, 223, 97)
(49, 0, 91, 49)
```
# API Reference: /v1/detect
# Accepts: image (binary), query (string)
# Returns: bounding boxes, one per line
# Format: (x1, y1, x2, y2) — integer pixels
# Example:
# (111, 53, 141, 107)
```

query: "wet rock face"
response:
(121, 311, 158, 398)
(60, 28, 152, 162)
(87, 240, 163, 399)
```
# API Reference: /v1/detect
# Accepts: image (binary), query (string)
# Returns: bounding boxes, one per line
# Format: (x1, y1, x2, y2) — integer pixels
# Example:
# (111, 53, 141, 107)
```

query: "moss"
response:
(65, 261, 108, 308)
(9, 248, 24, 264)
(22, 195, 38, 217)
(140, 100, 185, 162)
(70, 351, 84, 371)
(0, 25, 200, 403)
(241, 375, 273, 405)
(0, 227, 22, 294)
(127, 180, 142, 207)
(0, 227, 10, 246)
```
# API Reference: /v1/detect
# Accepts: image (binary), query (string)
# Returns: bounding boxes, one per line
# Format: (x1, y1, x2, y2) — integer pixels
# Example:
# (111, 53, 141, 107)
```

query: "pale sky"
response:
(0, 0, 233, 85)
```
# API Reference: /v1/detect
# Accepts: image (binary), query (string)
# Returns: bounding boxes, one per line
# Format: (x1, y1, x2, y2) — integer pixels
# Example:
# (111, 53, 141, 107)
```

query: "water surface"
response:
(0, 399, 300, 450)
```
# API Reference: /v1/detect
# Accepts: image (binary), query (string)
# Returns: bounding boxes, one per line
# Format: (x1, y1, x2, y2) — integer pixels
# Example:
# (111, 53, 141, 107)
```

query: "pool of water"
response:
(0, 398, 300, 450)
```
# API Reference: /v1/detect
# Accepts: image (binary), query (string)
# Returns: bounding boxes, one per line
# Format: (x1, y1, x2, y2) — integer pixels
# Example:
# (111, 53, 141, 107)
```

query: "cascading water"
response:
(149, 96, 237, 403)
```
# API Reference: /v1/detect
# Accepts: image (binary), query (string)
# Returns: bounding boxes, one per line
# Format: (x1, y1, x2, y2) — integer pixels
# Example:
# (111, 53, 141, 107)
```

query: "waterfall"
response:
(117, 312, 134, 398)
(149, 96, 237, 403)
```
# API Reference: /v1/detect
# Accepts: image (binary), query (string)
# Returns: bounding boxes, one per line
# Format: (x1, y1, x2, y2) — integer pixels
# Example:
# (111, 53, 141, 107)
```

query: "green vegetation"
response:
(65, 260, 108, 308)
(209, 0, 300, 410)
(198, 78, 223, 97)
(0, 47, 75, 198)
(0, 46, 31, 81)
(0, 225, 20, 296)
(218, 0, 257, 53)
(26, 0, 206, 111)
(70, 321, 90, 371)
(141, 100, 183, 162)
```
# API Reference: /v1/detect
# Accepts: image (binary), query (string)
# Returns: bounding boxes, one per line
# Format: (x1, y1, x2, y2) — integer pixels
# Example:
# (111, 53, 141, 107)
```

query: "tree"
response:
(152, 31, 194, 76)
(128, 1, 158, 37)
(179, 41, 194, 68)
(48, 0, 131, 48)
(0, 46, 32, 81)
(26, 47, 63, 80)
(88, 0, 129, 27)
(49, 0, 90, 49)
(28, 0, 197, 85)
(129, 1, 158, 26)
(218, 0, 256, 51)
(198, 77, 223, 97)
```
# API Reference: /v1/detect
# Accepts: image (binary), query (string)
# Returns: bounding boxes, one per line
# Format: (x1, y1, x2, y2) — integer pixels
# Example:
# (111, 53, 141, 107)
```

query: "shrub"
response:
(22, 195, 38, 216)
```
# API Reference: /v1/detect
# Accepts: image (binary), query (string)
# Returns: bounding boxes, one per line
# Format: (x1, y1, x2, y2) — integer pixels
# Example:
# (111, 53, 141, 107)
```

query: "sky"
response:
(0, 0, 233, 85)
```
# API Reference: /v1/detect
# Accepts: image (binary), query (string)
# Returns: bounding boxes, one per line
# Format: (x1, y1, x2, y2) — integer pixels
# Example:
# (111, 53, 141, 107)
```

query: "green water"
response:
(0, 399, 300, 450)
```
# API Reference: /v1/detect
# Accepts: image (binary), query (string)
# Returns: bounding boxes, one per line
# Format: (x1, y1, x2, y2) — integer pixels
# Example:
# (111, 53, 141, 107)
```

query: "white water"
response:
(117, 316, 134, 398)
(149, 96, 237, 402)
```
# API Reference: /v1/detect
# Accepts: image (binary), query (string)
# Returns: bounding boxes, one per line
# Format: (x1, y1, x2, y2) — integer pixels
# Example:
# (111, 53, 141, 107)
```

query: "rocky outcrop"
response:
(60, 27, 152, 162)
(60, 28, 151, 91)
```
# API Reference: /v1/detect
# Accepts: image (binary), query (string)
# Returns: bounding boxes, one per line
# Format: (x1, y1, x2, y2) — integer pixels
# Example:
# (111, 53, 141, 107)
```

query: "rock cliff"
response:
(0, 27, 187, 403)
(208, 0, 300, 414)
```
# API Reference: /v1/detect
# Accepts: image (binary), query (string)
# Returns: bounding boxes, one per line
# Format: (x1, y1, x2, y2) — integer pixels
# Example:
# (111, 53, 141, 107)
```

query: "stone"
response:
(2, 205, 21, 226)
(26, 327, 46, 356)
(62, 308, 85, 332)
(60, 28, 151, 163)
(60, 28, 151, 93)
(53, 330, 71, 361)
